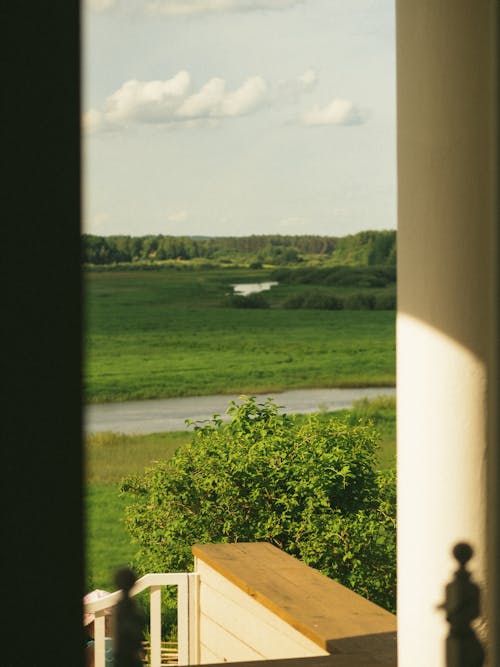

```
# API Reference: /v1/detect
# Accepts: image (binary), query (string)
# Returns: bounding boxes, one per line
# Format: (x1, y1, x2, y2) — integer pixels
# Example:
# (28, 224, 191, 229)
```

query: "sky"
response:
(82, 0, 396, 238)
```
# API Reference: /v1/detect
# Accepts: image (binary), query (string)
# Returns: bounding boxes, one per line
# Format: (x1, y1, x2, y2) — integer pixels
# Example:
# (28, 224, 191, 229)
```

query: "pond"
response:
(231, 281, 278, 296)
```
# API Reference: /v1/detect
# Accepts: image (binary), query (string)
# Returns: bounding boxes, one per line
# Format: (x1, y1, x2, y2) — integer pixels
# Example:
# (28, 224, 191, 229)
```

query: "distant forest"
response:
(82, 229, 396, 267)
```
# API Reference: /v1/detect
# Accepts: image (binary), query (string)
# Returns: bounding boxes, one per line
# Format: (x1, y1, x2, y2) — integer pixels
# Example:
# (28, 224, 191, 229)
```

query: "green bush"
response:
(374, 292, 397, 310)
(342, 292, 376, 310)
(121, 397, 396, 611)
(283, 290, 343, 310)
(271, 265, 396, 288)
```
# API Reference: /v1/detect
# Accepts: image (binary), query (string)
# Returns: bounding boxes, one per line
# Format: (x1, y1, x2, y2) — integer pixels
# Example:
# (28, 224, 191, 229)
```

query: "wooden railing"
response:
(88, 543, 396, 666)
(83, 572, 199, 667)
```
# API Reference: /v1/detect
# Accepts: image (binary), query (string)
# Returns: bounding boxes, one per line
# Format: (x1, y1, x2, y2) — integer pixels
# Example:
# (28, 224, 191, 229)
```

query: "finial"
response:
(453, 542, 473, 568)
(439, 542, 485, 667)
(115, 566, 136, 594)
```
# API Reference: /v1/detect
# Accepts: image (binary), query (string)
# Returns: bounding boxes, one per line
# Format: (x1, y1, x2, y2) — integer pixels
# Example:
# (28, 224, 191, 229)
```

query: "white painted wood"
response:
(94, 613, 106, 667)
(150, 586, 162, 667)
(396, 1, 499, 665)
(200, 613, 265, 663)
(196, 559, 328, 662)
(83, 573, 195, 666)
(177, 574, 190, 666)
(199, 642, 219, 664)
(199, 579, 325, 658)
(188, 573, 200, 665)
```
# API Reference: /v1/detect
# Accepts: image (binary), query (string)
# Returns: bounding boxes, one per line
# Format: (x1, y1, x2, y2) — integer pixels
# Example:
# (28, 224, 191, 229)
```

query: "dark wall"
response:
(2, 3, 83, 665)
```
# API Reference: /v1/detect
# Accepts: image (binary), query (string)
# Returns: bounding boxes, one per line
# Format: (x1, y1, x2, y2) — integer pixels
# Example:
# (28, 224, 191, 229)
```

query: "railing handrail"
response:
(84, 573, 191, 615)
(84, 572, 199, 667)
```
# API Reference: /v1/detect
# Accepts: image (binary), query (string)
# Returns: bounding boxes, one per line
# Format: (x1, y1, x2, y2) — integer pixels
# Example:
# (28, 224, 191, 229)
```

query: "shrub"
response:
(342, 292, 376, 310)
(121, 397, 396, 611)
(283, 290, 343, 310)
(271, 265, 396, 288)
(374, 292, 397, 310)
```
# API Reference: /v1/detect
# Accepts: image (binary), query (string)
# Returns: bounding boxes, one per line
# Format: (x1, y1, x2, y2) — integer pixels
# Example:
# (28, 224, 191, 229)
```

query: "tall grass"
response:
(84, 269, 395, 403)
(86, 431, 191, 484)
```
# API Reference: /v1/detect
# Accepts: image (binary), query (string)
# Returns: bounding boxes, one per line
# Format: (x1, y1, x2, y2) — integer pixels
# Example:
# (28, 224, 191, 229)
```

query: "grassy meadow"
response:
(85, 397, 396, 591)
(84, 260, 397, 591)
(84, 266, 395, 403)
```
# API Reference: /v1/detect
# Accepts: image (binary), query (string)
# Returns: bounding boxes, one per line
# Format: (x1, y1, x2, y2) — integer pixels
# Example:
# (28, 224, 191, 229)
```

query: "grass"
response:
(85, 430, 191, 589)
(84, 268, 395, 403)
(84, 266, 396, 589)
(85, 397, 396, 591)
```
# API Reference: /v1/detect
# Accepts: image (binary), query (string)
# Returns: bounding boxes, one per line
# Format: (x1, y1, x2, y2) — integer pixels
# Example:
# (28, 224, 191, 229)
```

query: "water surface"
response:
(232, 281, 278, 295)
(85, 386, 395, 434)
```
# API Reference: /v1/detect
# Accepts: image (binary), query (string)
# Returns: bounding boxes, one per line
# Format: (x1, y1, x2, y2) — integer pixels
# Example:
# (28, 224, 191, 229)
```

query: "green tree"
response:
(121, 397, 396, 611)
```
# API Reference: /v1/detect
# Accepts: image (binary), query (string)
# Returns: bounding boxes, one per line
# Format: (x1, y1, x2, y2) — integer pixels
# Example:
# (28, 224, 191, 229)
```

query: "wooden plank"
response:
(200, 642, 220, 664)
(192, 543, 396, 660)
(199, 613, 265, 663)
(198, 568, 326, 658)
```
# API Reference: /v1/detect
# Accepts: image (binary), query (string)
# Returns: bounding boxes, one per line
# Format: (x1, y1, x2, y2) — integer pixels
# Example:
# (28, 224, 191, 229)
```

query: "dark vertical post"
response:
(439, 543, 485, 667)
(114, 568, 146, 667)
(2, 2, 83, 665)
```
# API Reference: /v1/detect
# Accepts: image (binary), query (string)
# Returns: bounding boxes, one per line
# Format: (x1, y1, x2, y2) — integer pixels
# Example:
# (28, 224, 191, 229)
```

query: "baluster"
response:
(439, 542, 485, 667)
(113, 567, 146, 667)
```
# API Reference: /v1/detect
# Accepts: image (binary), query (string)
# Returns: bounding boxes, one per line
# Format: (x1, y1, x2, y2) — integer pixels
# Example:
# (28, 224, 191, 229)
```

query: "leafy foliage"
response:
(271, 265, 396, 287)
(282, 288, 395, 311)
(121, 397, 396, 612)
(82, 230, 396, 268)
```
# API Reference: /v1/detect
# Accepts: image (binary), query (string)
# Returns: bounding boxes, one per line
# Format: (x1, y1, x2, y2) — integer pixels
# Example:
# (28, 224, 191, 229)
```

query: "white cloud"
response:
(104, 70, 191, 124)
(82, 108, 105, 133)
(220, 76, 268, 116)
(83, 69, 325, 133)
(302, 98, 365, 126)
(84, 71, 272, 130)
(145, 0, 305, 16)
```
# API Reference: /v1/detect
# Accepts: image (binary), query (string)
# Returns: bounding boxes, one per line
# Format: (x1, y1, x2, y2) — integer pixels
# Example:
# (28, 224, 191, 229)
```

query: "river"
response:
(84, 386, 395, 434)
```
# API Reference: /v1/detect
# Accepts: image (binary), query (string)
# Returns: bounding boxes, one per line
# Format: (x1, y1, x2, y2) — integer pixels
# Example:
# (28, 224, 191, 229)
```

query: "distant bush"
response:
(373, 292, 397, 310)
(121, 397, 396, 611)
(282, 289, 396, 311)
(272, 265, 396, 288)
(283, 290, 343, 310)
(224, 293, 270, 308)
(342, 293, 376, 310)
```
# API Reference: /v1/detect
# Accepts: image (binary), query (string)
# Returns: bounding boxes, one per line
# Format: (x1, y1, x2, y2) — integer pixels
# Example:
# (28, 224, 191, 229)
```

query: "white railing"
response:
(83, 572, 200, 667)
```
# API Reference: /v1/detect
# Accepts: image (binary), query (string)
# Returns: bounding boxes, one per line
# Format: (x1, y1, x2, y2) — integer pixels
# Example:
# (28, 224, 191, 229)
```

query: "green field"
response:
(84, 267, 395, 403)
(84, 263, 397, 590)
(85, 398, 396, 591)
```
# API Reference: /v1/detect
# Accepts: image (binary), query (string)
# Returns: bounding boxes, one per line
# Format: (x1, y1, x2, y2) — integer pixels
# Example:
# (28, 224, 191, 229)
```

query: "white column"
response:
(396, 1, 499, 666)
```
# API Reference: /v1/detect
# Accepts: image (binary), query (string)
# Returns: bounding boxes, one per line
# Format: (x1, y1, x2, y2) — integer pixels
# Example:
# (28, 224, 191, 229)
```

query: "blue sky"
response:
(82, 0, 396, 237)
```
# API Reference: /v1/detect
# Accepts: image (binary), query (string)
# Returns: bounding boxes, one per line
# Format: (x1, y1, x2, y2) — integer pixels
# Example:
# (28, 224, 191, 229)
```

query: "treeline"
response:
(82, 230, 396, 267)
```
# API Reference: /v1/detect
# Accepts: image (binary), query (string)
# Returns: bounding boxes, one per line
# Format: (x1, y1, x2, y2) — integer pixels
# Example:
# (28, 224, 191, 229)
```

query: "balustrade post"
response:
(439, 543, 486, 667)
